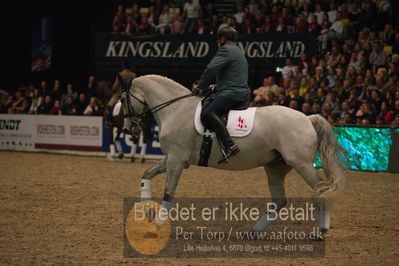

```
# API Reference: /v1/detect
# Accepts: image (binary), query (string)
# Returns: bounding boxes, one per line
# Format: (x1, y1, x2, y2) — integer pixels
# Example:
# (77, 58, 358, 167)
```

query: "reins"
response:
(120, 75, 195, 123)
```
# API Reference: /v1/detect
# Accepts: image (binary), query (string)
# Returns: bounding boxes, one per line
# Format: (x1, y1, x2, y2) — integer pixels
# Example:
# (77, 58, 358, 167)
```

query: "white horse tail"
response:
(309, 115, 346, 199)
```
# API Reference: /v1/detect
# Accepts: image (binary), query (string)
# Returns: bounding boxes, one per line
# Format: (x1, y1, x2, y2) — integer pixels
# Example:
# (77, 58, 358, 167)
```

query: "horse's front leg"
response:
(155, 154, 185, 225)
(140, 156, 167, 200)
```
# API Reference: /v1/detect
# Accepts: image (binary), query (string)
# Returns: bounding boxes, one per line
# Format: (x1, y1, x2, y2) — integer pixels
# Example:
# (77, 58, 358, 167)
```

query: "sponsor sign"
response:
(102, 121, 163, 156)
(0, 114, 35, 150)
(94, 33, 317, 70)
(35, 115, 102, 151)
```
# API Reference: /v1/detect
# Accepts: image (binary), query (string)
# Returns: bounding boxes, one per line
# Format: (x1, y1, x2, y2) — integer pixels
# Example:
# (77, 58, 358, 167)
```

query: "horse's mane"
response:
(134, 74, 190, 95)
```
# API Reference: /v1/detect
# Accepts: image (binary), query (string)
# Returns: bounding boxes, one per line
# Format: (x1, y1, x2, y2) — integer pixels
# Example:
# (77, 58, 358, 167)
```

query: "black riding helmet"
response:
(216, 27, 239, 43)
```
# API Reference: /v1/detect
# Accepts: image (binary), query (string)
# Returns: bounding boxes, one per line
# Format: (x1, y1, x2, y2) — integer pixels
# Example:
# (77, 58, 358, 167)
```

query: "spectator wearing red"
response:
(172, 15, 184, 33)
(240, 18, 254, 34)
(308, 15, 321, 34)
(320, 14, 332, 31)
(270, 5, 282, 26)
(112, 16, 124, 33)
(253, 10, 264, 28)
(138, 16, 152, 34)
(243, 7, 254, 22)
(261, 15, 273, 32)
(125, 16, 137, 34)
(49, 100, 61, 115)
(378, 101, 393, 125)
(296, 13, 308, 33)
(298, 54, 310, 72)
(197, 19, 208, 34)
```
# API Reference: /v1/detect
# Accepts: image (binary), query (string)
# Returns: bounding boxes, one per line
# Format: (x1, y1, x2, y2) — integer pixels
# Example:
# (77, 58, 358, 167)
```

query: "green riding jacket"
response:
(197, 43, 250, 102)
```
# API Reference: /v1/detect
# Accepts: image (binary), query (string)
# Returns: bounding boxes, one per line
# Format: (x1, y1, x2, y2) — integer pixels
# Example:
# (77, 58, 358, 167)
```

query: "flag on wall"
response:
(31, 17, 53, 72)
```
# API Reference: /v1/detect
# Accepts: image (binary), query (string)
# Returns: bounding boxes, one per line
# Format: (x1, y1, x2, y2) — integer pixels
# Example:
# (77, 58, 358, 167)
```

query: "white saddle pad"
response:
(194, 101, 257, 137)
(112, 101, 122, 116)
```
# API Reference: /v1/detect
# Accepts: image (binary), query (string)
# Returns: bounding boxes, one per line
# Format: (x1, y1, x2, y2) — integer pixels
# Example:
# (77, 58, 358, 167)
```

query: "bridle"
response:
(119, 74, 195, 129)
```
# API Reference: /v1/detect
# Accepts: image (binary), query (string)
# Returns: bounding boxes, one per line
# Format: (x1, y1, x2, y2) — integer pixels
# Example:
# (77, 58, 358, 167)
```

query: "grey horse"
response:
(121, 75, 345, 234)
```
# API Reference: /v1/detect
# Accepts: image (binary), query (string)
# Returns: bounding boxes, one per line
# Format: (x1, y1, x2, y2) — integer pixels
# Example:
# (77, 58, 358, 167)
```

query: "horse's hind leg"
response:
(140, 157, 167, 200)
(294, 163, 330, 233)
(252, 161, 291, 232)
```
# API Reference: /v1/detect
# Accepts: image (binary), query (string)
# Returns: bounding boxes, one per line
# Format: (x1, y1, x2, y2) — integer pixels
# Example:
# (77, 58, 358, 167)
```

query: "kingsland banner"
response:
(94, 33, 317, 68)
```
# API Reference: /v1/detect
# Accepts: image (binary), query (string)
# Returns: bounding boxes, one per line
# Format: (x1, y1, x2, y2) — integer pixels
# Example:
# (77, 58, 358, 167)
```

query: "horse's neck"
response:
(140, 77, 194, 128)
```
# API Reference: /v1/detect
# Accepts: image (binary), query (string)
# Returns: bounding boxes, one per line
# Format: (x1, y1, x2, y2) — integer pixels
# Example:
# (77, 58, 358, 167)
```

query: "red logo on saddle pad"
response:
(237, 116, 248, 129)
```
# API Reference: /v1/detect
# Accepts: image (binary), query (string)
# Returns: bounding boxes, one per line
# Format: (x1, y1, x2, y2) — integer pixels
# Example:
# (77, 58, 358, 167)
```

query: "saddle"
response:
(200, 96, 250, 126)
(197, 96, 254, 167)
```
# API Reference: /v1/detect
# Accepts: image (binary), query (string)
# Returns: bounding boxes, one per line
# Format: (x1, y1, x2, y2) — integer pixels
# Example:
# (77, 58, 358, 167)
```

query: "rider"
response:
(193, 27, 250, 164)
(107, 61, 137, 122)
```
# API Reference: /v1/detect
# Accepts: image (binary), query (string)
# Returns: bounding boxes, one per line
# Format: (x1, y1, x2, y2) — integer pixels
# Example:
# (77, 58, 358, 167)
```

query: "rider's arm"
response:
(197, 46, 230, 90)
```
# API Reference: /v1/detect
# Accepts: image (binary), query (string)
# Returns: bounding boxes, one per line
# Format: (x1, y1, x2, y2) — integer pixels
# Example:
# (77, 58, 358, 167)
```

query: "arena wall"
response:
(0, 114, 397, 172)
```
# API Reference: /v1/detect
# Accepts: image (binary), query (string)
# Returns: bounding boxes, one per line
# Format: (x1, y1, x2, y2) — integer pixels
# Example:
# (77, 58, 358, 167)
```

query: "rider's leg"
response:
(201, 96, 241, 163)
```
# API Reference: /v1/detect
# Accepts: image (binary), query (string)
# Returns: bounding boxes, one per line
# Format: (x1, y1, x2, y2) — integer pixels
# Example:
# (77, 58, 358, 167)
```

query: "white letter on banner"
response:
(125, 42, 140, 57)
(152, 42, 162, 57)
(139, 42, 152, 57)
(162, 42, 173, 57)
(105, 41, 120, 57)
(196, 42, 209, 57)
(118, 42, 127, 57)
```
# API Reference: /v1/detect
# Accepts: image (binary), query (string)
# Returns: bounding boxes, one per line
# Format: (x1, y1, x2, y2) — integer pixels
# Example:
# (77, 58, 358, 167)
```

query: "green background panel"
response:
(314, 127, 392, 172)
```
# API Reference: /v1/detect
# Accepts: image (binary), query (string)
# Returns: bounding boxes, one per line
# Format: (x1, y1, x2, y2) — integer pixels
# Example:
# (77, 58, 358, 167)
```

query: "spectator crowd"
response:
(110, 0, 393, 36)
(245, 0, 399, 127)
(0, 76, 107, 117)
(2, 0, 398, 128)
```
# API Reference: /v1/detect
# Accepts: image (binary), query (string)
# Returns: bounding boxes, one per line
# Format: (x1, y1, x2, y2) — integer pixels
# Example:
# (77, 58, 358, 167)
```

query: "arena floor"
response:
(0, 151, 398, 265)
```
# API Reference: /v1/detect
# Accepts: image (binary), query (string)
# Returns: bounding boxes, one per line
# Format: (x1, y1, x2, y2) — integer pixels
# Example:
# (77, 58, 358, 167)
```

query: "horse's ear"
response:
(117, 74, 126, 91)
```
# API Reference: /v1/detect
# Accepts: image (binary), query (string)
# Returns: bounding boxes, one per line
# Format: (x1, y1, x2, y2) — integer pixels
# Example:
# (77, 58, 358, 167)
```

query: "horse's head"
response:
(120, 80, 148, 137)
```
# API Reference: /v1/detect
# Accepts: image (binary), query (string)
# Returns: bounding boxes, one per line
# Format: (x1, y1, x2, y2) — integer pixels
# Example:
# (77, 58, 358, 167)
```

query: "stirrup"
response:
(218, 144, 240, 164)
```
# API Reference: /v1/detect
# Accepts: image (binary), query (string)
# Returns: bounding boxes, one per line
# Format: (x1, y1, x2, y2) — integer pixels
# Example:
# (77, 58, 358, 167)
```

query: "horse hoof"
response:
(140, 158, 145, 163)
(118, 153, 124, 159)
(131, 157, 135, 162)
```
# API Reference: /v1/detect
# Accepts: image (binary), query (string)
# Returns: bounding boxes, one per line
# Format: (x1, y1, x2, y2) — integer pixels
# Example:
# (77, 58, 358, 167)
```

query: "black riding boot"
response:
(205, 112, 240, 164)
